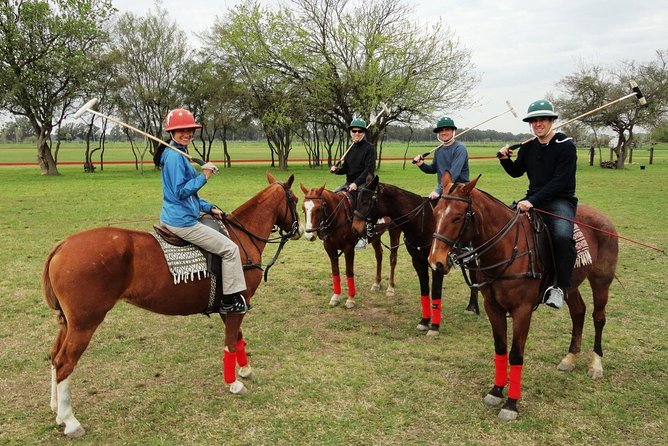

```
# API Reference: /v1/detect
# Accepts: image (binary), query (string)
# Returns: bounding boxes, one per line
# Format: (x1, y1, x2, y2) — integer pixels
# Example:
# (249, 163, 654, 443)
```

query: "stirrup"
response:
(543, 286, 564, 309)
(220, 294, 251, 314)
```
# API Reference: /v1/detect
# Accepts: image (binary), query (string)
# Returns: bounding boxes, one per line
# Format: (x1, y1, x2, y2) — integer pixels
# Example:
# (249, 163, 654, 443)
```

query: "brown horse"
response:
(42, 172, 302, 437)
(351, 175, 480, 336)
(300, 184, 401, 308)
(428, 173, 618, 420)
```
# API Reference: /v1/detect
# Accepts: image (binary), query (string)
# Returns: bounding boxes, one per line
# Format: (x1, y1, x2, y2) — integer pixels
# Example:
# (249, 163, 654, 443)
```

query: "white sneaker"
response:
(544, 286, 564, 309)
(354, 238, 367, 250)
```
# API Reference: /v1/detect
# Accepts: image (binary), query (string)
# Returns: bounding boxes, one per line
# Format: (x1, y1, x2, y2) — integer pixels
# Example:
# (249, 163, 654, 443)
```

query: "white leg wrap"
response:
(329, 294, 341, 306)
(557, 352, 578, 372)
(57, 378, 85, 438)
(588, 352, 604, 379)
(238, 365, 254, 379)
(50, 366, 58, 412)
(229, 380, 248, 394)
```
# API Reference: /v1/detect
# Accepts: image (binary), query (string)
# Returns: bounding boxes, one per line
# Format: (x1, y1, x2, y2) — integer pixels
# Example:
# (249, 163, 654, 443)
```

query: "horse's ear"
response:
(442, 171, 453, 189)
(370, 175, 379, 188)
(300, 183, 309, 194)
(463, 174, 481, 194)
(317, 184, 326, 195)
(267, 171, 277, 184)
(285, 174, 295, 188)
(365, 173, 374, 185)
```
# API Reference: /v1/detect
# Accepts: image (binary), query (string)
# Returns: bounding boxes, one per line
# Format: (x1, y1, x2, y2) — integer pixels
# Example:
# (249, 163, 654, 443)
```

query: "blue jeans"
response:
(540, 199, 577, 289)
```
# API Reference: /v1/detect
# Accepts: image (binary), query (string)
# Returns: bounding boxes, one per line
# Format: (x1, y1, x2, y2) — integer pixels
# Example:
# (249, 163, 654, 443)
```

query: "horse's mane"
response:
(378, 182, 424, 202)
(474, 187, 516, 214)
(230, 181, 282, 220)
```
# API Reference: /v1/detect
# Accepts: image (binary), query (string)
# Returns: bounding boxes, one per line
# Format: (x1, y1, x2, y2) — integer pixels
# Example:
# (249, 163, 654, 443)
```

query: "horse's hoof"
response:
(483, 393, 504, 406)
(416, 323, 430, 331)
(229, 380, 248, 395)
(557, 360, 576, 372)
(497, 408, 519, 421)
(425, 329, 439, 337)
(238, 366, 253, 379)
(588, 367, 603, 379)
(385, 287, 395, 297)
(370, 283, 381, 292)
(329, 295, 341, 306)
(344, 299, 355, 309)
(64, 424, 85, 438)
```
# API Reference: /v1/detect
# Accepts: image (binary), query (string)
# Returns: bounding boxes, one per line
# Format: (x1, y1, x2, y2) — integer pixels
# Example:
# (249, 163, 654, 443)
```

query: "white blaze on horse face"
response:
(303, 200, 316, 240)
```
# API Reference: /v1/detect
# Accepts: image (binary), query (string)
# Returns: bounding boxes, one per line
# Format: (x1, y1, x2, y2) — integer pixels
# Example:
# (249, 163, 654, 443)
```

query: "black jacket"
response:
(335, 139, 376, 186)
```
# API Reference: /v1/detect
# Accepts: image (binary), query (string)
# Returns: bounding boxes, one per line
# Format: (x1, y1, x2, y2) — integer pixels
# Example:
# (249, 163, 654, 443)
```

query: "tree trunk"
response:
(37, 130, 59, 175)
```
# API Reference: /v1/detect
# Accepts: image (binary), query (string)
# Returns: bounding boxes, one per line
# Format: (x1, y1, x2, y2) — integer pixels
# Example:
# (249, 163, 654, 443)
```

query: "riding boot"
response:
(220, 292, 251, 314)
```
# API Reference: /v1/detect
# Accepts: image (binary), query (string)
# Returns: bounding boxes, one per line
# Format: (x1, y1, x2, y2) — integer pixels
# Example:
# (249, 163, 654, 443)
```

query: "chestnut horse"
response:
(42, 172, 302, 437)
(428, 173, 618, 420)
(352, 175, 480, 336)
(300, 184, 401, 308)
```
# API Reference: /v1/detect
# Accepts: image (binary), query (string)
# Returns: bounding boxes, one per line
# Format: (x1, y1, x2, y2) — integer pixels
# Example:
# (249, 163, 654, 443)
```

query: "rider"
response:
(413, 116, 470, 199)
(330, 118, 377, 249)
(496, 99, 577, 309)
(154, 108, 249, 314)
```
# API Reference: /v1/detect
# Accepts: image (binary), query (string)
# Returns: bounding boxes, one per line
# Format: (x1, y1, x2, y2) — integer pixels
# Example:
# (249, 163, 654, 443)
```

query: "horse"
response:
(352, 175, 480, 336)
(42, 172, 302, 437)
(300, 184, 401, 308)
(428, 173, 618, 420)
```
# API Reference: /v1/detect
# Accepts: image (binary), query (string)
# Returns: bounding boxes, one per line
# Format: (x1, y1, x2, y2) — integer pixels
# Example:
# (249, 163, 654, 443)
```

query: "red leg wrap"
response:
(494, 353, 508, 387)
(332, 274, 341, 295)
(508, 364, 523, 400)
(223, 349, 237, 384)
(235, 339, 248, 367)
(346, 276, 356, 297)
(420, 295, 431, 319)
(431, 299, 442, 325)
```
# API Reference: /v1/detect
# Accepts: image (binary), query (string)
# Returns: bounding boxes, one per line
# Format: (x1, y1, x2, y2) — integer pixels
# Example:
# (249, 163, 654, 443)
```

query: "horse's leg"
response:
(426, 270, 444, 336)
(221, 313, 248, 394)
(52, 323, 101, 438)
(370, 239, 383, 292)
(497, 305, 534, 421)
(386, 228, 400, 297)
(464, 259, 480, 315)
(483, 299, 508, 408)
(325, 245, 342, 306)
(235, 328, 253, 380)
(558, 287, 586, 373)
(412, 254, 431, 331)
(343, 247, 356, 309)
(49, 325, 67, 413)
(588, 278, 610, 379)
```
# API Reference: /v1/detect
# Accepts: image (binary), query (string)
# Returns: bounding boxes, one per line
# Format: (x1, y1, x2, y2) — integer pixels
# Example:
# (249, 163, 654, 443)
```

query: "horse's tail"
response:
(42, 241, 66, 325)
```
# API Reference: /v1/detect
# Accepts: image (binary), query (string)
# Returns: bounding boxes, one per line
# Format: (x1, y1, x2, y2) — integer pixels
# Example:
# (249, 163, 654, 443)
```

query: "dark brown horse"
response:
(352, 175, 480, 336)
(43, 172, 302, 437)
(300, 184, 401, 308)
(428, 173, 618, 420)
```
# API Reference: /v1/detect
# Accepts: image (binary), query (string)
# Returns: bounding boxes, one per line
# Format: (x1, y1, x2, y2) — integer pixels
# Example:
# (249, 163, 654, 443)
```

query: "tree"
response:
(553, 50, 668, 168)
(650, 120, 668, 143)
(108, 6, 191, 173)
(0, 0, 115, 175)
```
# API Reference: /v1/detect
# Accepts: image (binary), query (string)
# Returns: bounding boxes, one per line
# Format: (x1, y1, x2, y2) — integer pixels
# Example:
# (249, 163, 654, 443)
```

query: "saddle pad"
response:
(574, 223, 592, 268)
(152, 232, 209, 284)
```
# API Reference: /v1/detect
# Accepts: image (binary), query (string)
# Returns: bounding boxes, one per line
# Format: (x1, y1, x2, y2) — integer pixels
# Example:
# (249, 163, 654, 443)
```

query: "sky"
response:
(112, 0, 668, 134)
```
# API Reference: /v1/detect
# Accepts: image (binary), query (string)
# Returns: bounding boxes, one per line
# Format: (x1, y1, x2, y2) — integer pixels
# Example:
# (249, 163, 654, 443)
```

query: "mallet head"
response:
(629, 80, 647, 106)
(74, 98, 99, 119)
(506, 100, 518, 118)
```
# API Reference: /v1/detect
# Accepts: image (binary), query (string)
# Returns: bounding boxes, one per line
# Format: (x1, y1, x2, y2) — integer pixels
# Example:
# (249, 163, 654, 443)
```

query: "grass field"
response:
(0, 152, 667, 445)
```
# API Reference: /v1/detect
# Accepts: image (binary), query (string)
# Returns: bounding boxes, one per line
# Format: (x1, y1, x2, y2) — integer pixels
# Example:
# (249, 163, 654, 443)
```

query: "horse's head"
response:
(268, 172, 303, 240)
(300, 183, 329, 241)
(351, 174, 381, 236)
(428, 173, 479, 274)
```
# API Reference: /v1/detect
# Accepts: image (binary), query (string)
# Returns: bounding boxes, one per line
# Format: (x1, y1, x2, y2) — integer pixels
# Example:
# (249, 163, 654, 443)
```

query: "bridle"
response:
(303, 192, 352, 236)
(433, 192, 538, 290)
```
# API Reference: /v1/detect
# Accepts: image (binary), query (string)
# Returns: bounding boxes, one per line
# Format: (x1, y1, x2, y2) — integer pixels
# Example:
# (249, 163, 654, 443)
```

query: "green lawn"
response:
(0, 157, 666, 445)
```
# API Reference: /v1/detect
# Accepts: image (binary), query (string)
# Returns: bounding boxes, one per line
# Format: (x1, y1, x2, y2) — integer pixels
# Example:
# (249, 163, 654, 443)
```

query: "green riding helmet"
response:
(522, 99, 559, 122)
(348, 118, 368, 131)
(433, 116, 457, 132)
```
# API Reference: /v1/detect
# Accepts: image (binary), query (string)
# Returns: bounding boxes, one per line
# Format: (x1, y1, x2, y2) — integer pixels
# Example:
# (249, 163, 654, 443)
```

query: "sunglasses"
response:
(350, 129, 365, 134)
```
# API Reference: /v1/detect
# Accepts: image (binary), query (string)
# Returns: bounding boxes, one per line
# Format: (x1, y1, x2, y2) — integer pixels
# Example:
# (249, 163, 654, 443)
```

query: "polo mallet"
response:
(413, 100, 518, 163)
(74, 98, 217, 172)
(500, 80, 647, 155)
(333, 102, 391, 169)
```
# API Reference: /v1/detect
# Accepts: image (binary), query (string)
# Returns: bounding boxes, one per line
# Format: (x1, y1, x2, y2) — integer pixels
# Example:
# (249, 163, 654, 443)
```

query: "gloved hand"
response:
(202, 162, 218, 172)
(413, 155, 424, 165)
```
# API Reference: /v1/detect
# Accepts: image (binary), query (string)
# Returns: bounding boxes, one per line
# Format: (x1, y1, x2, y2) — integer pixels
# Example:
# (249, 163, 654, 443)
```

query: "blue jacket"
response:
(418, 141, 470, 194)
(159, 142, 213, 227)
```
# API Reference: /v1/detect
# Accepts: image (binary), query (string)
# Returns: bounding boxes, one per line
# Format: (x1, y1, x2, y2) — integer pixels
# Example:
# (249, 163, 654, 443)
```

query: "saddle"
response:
(527, 209, 555, 295)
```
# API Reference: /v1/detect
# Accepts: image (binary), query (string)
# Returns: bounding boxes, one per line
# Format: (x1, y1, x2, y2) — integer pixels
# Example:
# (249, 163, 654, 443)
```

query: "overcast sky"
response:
(112, 0, 668, 133)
